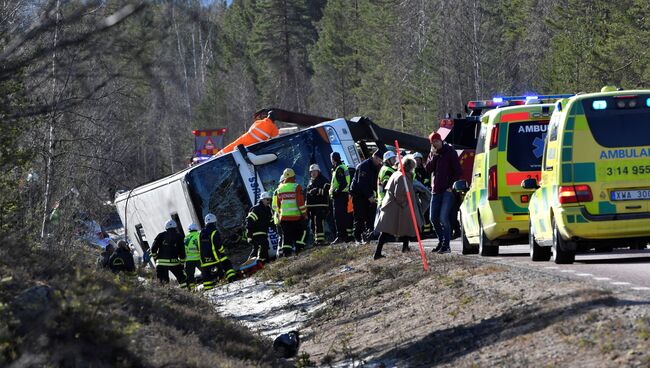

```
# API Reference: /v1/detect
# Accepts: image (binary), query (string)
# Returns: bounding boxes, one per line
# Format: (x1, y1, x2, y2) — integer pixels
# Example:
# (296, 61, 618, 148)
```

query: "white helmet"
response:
(413, 152, 424, 160)
(383, 151, 396, 161)
(260, 191, 272, 200)
(188, 223, 199, 231)
(165, 219, 177, 230)
(309, 164, 320, 172)
(204, 213, 217, 224)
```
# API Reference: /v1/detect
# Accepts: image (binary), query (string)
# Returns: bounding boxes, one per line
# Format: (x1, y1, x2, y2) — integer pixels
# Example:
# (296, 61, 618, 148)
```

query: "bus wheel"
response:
(529, 222, 550, 261)
(479, 218, 498, 257)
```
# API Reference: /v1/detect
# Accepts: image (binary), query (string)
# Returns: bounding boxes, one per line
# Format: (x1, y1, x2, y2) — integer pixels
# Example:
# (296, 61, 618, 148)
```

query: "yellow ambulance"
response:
(456, 99, 559, 256)
(526, 87, 650, 264)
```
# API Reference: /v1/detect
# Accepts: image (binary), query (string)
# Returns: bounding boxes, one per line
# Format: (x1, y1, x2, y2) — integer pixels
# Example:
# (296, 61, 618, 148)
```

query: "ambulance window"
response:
(506, 121, 549, 171)
(582, 96, 650, 147)
(170, 213, 184, 238)
(475, 125, 487, 154)
(548, 115, 559, 142)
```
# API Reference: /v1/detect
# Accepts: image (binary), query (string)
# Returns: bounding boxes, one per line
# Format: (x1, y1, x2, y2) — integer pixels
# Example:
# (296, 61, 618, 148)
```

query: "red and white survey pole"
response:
(394, 140, 429, 272)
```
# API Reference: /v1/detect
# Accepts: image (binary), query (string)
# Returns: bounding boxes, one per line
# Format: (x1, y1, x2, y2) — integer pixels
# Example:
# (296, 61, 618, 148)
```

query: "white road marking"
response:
(560, 270, 576, 273)
(631, 287, 650, 291)
(611, 282, 631, 286)
(544, 266, 559, 270)
(593, 277, 611, 281)
(575, 273, 593, 277)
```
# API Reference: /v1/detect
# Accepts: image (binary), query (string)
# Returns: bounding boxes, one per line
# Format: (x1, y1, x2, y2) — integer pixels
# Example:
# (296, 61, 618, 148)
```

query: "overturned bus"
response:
(114, 109, 431, 261)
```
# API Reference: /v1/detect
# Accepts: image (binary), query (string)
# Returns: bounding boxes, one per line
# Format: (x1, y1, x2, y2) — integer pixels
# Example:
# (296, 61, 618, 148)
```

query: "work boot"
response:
(330, 237, 346, 245)
(437, 246, 451, 254)
(401, 245, 411, 252)
(432, 242, 443, 253)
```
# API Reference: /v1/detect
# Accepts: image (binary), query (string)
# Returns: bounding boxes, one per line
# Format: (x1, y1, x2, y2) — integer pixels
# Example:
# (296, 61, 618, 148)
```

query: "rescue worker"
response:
(151, 219, 188, 288)
(97, 242, 115, 269)
(273, 168, 308, 256)
(413, 152, 434, 237)
(109, 240, 135, 274)
(329, 152, 351, 244)
(183, 223, 201, 290)
(377, 151, 397, 203)
(199, 213, 237, 288)
(350, 150, 382, 244)
(246, 191, 274, 262)
(426, 132, 463, 254)
(218, 110, 280, 154)
(306, 164, 330, 246)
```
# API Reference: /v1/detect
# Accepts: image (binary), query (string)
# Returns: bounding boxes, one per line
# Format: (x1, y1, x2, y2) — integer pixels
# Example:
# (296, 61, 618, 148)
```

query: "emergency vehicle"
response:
(114, 109, 429, 263)
(526, 87, 650, 264)
(455, 100, 562, 256)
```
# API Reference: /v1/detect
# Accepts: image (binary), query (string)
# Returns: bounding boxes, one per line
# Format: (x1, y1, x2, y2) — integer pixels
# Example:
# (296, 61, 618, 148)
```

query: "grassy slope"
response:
(0, 237, 284, 367)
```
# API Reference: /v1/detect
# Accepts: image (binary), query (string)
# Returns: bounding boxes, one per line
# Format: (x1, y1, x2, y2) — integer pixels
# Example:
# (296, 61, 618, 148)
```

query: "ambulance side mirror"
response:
(453, 180, 469, 193)
(521, 178, 539, 190)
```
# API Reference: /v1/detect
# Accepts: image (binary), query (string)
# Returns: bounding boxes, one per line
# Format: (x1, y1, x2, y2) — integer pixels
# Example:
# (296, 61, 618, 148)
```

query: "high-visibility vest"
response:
(377, 165, 396, 202)
(219, 118, 279, 154)
(183, 231, 201, 262)
(330, 164, 350, 195)
(273, 182, 306, 221)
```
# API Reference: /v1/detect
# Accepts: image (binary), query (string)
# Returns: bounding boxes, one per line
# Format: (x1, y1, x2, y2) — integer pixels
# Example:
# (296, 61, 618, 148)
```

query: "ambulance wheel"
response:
(552, 219, 575, 264)
(478, 218, 498, 257)
(529, 222, 551, 261)
(461, 222, 478, 255)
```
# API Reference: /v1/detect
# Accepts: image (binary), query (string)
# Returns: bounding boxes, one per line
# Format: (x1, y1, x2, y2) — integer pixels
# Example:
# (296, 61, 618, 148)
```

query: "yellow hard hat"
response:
(281, 168, 295, 180)
(601, 85, 617, 92)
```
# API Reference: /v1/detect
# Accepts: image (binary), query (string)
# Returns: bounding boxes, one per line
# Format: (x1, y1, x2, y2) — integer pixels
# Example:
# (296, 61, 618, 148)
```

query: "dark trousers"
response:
(373, 233, 410, 257)
(280, 220, 306, 256)
(156, 264, 187, 287)
(200, 259, 237, 290)
(352, 195, 374, 241)
(249, 234, 270, 262)
(308, 207, 327, 244)
(184, 260, 201, 289)
(332, 193, 350, 240)
(430, 191, 455, 247)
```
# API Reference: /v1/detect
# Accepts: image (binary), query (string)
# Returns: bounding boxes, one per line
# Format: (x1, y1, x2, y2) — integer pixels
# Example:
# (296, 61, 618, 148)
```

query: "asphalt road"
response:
(418, 238, 650, 296)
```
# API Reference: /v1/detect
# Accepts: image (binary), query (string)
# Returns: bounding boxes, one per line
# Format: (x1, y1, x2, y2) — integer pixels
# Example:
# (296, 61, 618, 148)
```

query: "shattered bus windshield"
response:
(185, 155, 250, 244)
(249, 128, 334, 195)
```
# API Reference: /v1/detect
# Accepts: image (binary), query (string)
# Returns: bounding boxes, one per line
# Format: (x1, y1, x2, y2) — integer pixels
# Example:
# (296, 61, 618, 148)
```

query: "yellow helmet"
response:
(601, 85, 618, 92)
(281, 168, 295, 180)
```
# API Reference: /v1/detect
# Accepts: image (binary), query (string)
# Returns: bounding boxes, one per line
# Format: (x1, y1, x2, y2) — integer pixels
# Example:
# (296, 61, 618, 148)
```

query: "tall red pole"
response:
(394, 140, 429, 272)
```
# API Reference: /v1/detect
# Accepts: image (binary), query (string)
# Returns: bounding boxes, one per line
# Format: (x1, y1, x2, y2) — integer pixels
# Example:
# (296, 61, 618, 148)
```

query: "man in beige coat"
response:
(373, 157, 423, 259)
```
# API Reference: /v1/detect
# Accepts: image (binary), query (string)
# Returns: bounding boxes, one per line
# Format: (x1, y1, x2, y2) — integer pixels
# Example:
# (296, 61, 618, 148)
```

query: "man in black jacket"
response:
(246, 191, 274, 262)
(350, 150, 382, 244)
(329, 152, 352, 244)
(151, 220, 187, 287)
(306, 164, 330, 246)
(109, 240, 136, 274)
(199, 213, 237, 289)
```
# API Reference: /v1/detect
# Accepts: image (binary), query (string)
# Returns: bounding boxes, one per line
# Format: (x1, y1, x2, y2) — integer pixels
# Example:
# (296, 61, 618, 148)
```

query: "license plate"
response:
(611, 189, 650, 201)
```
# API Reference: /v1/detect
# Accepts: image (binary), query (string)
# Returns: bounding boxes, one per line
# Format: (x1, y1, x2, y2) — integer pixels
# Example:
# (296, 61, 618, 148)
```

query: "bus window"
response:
(134, 224, 150, 251)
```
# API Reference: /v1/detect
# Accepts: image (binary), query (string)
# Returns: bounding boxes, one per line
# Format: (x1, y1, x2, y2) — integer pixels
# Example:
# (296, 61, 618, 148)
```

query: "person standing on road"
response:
(273, 168, 308, 256)
(350, 149, 382, 245)
(425, 132, 462, 254)
(246, 191, 274, 262)
(306, 164, 330, 246)
(151, 220, 188, 288)
(183, 223, 202, 290)
(329, 152, 352, 244)
(377, 151, 397, 204)
(199, 213, 238, 289)
(413, 152, 434, 238)
(373, 157, 423, 259)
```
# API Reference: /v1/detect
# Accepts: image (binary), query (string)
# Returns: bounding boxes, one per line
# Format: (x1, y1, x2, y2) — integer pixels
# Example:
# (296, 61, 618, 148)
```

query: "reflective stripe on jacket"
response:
(329, 163, 350, 195)
(377, 164, 396, 202)
(273, 181, 306, 222)
(198, 226, 228, 267)
(183, 231, 201, 262)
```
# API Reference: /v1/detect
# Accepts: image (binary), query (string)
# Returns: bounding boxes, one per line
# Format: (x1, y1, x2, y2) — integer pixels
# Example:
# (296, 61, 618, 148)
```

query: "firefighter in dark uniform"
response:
(183, 223, 201, 290)
(246, 191, 274, 262)
(199, 213, 237, 289)
(151, 219, 187, 288)
(350, 150, 382, 244)
(306, 164, 330, 246)
(413, 152, 434, 237)
(329, 152, 351, 244)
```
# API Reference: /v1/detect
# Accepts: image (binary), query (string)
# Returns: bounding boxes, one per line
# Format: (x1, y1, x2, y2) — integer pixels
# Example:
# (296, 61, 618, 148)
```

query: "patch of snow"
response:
(206, 278, 325, 337)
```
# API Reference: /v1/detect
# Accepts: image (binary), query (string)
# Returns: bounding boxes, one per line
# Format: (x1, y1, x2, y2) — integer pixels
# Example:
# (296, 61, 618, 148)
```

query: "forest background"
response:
(2, 0, 650, 240)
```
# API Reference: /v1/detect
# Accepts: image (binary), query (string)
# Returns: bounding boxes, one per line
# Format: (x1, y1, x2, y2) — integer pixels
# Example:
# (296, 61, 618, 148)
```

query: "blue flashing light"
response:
(492, 97, 504, 103)
(646, 98, 650, 107)
(592, 100, 607, 110)
(525, 95, 539, 101)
